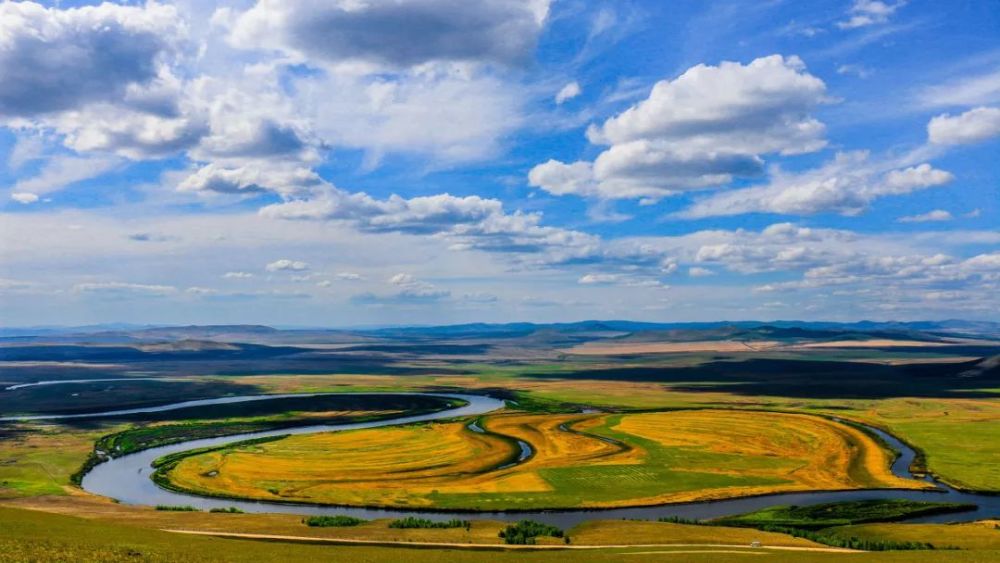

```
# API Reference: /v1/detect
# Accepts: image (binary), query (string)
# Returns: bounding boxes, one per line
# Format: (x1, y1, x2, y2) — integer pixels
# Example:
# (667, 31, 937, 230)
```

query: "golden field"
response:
(159, 409, 923, 510)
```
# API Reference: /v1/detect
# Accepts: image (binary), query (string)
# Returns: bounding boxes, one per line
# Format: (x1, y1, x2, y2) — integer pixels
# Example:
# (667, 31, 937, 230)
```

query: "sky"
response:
(0, 0, 998, 327)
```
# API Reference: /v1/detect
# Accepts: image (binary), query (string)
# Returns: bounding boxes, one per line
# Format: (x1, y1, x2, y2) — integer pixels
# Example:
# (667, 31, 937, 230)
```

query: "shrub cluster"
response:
(388, 517, 470, 530)
(498, 520, 565, 545)
(303, 515, 367, 527)
(154, 505, 199, 512)
(208, 507, 244, 514)
(756, 524, 938, 551)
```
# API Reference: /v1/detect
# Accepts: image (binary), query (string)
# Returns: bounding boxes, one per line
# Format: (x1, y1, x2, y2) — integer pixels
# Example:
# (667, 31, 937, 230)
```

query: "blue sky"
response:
(1, 0, 998, 326)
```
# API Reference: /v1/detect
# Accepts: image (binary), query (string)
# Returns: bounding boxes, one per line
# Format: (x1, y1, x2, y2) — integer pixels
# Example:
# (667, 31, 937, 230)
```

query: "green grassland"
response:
(714, 500, 978, 530)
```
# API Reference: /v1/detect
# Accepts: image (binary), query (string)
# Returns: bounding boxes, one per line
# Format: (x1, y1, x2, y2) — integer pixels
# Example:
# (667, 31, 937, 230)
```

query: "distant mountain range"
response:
(2, 319, 998, 343)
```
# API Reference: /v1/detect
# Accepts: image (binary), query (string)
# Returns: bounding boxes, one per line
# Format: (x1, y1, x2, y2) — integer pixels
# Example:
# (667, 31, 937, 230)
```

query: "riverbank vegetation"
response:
(715, 500, 977, 530)
(305, 515, 366, 527)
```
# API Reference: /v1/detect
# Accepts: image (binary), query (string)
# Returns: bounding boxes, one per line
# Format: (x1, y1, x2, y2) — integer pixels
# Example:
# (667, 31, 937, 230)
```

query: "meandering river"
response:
(8, 389, 994, 527)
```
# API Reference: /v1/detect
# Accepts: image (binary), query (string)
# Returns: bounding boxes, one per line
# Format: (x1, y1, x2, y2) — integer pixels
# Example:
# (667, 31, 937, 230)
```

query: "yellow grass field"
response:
(160, 410, 923, 510)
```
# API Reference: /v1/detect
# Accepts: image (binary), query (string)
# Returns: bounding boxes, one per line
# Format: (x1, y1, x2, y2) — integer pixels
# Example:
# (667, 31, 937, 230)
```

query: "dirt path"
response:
(163, 529, 858, 553)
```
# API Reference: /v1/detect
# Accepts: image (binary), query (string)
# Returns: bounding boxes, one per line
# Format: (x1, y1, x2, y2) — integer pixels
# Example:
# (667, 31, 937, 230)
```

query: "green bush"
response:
(388, 517, 470, 529)
(303, 515, 367, 527)
(498, 520, 564, 545)
(154, 505, 199, 512)
(208, 507, 244, 514)
(755, 524, 938, 551)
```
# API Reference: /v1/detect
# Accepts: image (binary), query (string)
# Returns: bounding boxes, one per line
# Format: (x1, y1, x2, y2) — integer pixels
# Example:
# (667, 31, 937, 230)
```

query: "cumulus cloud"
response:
(529, 55, 828, 200)
(928, 107, 1000, 145)
(223, 271, 254, 279)
(227, 0, 550, 69)
(179, 163, 324, 197)
(261, 186, 601, 262)
(555, 81, 582, 104)
(677, 152, 953, 218)
(688, 267, 714, 277)
(897, 210, 953, 223)
(263, 190, 502, 233)
(837, 1, 906, 29)
(51, 94, 207, 160)
(265, 259, 309, 272)
(0, 2, 183, 117)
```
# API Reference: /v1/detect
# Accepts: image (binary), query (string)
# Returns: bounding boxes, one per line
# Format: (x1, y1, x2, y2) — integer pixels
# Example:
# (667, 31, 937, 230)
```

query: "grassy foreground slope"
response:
(4, 506, 1000, 562)
(160, 409, 921, 510)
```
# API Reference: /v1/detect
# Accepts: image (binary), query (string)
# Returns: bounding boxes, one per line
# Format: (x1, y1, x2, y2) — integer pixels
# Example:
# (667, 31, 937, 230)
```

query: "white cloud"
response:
(333, 272, 364, 281)
(837, 1, 906, 29)
(527, 160, 597, 197)
(928, 107, 1000, 145)
(555, 81, 582, 104)
(178, 163, 323, 197)
(578, 273, 619, 285)
(897, 210, 953, 223)
(10, 192, 39, 204)
(265, 259, 309, 272)
(577, 273, 666, 288)
(678, 152, 953, 218)
(917, 69, 1000, 108)
(261, 185, 602, 264)
(227, 0, 550, 69)
(223, 271, 254, 279)
(389, 273, 417, 286)
(529, 55, 828, 200)
(688, 267, 714, 277)
(296, 68, 525, 164)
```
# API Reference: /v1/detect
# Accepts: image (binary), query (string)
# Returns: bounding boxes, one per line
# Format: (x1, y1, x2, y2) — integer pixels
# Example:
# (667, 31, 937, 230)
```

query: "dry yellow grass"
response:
(2, 495, 835, 549)
(826, 521, 1000, 551)
(615, 410, 915, 492)
(568, 520, 822, 548)
(161, 410, 920, 510)
(793, 339, 950, 349)
(166, 421, 518, 506)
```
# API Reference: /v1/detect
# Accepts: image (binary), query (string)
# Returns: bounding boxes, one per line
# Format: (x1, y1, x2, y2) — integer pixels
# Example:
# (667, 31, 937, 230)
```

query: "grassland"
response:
(158, 409, 920, 510)
(823, 521, 1000, 551)
(6, 505, 1000, 562)
(220, 356, 1000, 499)
(714, 500, 978, 530)
(1, 325, 997, 560)
(1, 395, 459, 498)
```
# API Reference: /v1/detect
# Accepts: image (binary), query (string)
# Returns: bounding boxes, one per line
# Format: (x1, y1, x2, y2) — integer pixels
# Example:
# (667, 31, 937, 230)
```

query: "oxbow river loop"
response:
(19, 390, 989, 528)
